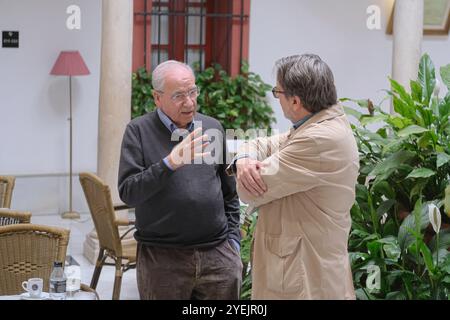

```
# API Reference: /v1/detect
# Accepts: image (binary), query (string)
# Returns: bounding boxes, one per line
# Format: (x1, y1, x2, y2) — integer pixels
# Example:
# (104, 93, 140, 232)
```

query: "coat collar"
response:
(288, 104, 345, 137)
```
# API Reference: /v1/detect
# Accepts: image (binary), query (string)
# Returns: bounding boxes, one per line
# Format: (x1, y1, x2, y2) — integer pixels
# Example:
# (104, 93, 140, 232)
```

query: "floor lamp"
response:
(50, 51, 90, 220)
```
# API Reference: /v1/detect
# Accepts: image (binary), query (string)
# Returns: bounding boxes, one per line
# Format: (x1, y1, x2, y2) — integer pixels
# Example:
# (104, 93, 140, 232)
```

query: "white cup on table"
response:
(22, 278, 43, 298)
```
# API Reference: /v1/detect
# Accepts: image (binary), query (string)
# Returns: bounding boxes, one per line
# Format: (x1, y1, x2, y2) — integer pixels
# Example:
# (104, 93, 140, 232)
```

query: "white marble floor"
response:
(31, 214, 140, 300)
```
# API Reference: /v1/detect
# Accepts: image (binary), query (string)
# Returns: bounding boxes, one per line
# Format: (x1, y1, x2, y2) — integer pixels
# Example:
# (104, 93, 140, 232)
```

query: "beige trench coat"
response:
(237, 104, 359, 299)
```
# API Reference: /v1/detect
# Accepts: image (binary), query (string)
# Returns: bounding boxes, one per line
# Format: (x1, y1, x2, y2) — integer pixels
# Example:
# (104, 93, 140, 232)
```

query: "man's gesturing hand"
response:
(236, 157, 267, 196)
(168, 128, 210, 170)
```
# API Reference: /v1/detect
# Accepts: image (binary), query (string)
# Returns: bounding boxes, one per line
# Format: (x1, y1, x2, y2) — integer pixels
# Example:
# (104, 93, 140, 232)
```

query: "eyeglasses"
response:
(271, 87, 286, 99)
(157, 86, 200, 104)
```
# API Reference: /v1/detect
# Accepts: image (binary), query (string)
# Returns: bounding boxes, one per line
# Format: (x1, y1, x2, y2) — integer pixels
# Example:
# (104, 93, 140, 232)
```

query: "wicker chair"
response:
(0, 176, 15, 208)
(0, 209, 31, 226)
(79, 283, 100, 300)
(79, 172, 136, 300)
(0, 224, 70, 295)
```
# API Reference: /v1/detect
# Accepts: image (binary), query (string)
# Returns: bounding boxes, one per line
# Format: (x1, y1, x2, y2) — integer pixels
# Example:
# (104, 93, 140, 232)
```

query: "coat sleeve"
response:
(236, 132, 290, 161)
(237, 135, 321, 207)
(118, 124, 174, 207)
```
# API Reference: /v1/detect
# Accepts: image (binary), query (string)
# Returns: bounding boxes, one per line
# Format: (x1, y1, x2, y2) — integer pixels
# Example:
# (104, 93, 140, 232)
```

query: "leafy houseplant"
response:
(131, 62, 276, 131)
(239, 208, 257, 300)
(343, 54, 450, 299)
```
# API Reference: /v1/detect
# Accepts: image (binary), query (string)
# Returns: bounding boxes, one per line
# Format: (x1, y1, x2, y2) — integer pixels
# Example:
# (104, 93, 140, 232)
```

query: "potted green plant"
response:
(343, 53, 450, 299)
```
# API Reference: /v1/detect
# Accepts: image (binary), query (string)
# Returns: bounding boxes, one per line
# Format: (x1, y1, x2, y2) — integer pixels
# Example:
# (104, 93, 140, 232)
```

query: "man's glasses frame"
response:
(156, 86, 200, 104)
(272, 87, 286, 99)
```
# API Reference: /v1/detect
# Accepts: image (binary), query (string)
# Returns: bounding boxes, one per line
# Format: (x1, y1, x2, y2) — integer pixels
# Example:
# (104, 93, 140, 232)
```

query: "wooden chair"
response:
(0, 224, 70, 295)
(79, 172, 136, 300)
(0, 176, 15, 208)
(0, 209, 31, 226)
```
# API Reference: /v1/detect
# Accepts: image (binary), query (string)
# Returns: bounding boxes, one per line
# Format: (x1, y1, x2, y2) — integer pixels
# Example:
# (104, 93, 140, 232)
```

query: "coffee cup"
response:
(22, 278, 43, 298)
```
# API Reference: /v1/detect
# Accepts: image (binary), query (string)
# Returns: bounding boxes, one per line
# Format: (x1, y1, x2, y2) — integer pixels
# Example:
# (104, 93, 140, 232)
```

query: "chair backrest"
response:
(0, 209, 31, 226)
(79, 172, 122, 256)
(0, 176, 15, 208)
(0, 224, 70, 295)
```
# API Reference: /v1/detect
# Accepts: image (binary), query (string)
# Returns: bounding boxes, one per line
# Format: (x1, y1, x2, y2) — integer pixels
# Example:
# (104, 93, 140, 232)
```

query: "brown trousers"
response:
(136, 240, 243, 300)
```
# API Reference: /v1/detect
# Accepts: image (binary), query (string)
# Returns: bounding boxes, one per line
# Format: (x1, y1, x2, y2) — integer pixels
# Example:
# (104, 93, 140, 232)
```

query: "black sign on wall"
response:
(2, 31, 19, 48)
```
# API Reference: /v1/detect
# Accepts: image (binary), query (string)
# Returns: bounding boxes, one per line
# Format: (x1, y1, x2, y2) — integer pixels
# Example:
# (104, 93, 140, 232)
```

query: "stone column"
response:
(391, 0, 424, 113)
(84, 0, 135, 264)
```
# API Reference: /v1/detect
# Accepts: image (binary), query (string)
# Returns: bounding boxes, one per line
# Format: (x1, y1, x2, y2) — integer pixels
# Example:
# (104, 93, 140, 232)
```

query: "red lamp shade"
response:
(50, 51, 90, 76)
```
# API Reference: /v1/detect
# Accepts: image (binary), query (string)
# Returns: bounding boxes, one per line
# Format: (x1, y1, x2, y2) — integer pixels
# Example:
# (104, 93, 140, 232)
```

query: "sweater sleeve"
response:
(118, 123, 174, 207)
(219, 129, 241, 243)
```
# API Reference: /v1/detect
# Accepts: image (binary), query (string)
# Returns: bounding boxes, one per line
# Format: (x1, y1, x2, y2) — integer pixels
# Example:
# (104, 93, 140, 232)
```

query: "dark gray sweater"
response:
(118, 111, 240, 248)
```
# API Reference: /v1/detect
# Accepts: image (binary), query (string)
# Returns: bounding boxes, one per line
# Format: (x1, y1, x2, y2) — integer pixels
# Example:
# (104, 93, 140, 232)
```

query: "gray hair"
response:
(275, 54, 337, 113)
(151, 60, 195, 91)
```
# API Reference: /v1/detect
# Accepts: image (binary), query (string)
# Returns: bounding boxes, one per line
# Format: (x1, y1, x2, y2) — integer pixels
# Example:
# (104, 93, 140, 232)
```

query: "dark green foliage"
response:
(131, 62, 276, 130)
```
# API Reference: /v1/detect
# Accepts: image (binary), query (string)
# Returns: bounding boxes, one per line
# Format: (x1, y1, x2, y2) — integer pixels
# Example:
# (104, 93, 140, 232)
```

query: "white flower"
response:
(380, 213, 388, 225)
(428, 203, 441, 234)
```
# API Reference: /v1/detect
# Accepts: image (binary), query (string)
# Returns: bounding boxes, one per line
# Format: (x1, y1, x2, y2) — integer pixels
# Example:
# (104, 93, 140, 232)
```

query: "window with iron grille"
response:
(133, 0, 250, 75)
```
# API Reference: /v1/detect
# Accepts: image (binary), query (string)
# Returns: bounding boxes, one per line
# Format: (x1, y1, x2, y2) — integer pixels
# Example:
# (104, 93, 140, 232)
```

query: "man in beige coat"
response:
(227, 54, 359, 299)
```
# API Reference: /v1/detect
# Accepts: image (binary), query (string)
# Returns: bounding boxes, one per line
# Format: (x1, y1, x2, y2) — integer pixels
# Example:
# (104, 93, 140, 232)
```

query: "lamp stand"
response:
(62, 76, 80, 220)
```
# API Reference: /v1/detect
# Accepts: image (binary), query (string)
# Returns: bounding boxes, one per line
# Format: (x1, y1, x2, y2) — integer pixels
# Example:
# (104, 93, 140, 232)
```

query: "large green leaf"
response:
(420, 241, 435, 274)
(376, 199, 396, 217)
(360, 114, 389, 126)
(357, 128, 389, 145)
(387, 116, 411, 130)
(369, 150, 416, 176)
(397, 125, 429, 137)
(437, 153, 450, 168)
(438, 92, 450, 120)
(343, 106, 363, 120)
(355, 184, 369, 203)
(392, 95, 414, 119)
(340, 98, 371, 110)
(382, 137, 407, 155)
(417, 131, 436, 149)
(418, 53, 436, 105)
(429, 229, 450, 252)
(398, 213, 416, 251)
(390, 78, 415, 107)
(410, 80, 423, 103)
(398, 200, 429, 251)
(384, 243, 401, 261)
(433, 249, 449, 267)
(349, 252, 369, 265)
(385, 291, 407, 300)
(440, 64, 450, 90)
(372, 180, 396, 199)
(409, 179, 428, 200)
(405, 168, 436, 179)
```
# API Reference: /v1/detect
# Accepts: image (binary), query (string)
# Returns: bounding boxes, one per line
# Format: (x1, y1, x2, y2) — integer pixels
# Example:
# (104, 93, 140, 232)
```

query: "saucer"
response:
(20, 292, 50, 300)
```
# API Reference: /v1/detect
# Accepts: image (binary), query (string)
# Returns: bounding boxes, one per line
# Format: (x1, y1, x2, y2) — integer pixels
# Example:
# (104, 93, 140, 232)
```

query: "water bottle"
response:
(65, 265, 81, 300)
(49, 261, 67, 300)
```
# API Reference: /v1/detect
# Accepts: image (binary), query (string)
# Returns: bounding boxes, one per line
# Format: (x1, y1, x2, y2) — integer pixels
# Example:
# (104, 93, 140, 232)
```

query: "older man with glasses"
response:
(227, 54, 359, 299)
(118, 60, 242, 300)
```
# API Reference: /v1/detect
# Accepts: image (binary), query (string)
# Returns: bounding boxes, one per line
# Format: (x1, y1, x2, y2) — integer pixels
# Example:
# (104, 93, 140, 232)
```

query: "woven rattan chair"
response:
(0, 224, 70, 295)
(79, 283, 100, 300)
(79, 172, 136, 300)
(0, 176, 15, 208)
(0, 209, 31, 226)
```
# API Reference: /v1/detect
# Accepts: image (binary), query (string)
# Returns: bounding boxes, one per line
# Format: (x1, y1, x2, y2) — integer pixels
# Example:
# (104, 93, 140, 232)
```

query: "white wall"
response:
(0, 0, 101, 215)
(249, 0, 450, 131)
